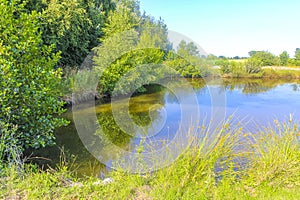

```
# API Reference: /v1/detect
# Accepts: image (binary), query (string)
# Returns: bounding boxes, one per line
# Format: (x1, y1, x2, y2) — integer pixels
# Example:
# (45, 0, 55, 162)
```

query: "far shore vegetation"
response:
(1, 0, 300, 199)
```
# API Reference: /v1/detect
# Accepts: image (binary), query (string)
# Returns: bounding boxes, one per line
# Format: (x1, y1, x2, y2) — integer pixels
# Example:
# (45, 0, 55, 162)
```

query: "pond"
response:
(30, 78, 300, 176)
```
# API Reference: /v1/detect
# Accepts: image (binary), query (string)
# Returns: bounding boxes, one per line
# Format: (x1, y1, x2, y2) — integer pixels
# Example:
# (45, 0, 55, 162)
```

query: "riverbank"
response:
(61, 67, 300, 107)
(262, 68, 300, 79)
(220, 67, 300, 79)
(1, 119, 299, 199)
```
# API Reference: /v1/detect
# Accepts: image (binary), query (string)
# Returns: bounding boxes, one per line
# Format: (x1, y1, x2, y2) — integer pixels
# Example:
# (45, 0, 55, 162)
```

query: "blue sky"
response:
(140, 0, 300, 57)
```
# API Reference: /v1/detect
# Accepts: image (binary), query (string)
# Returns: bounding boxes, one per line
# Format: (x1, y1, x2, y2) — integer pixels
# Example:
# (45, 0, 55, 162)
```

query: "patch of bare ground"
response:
(132, 185, 153, 200)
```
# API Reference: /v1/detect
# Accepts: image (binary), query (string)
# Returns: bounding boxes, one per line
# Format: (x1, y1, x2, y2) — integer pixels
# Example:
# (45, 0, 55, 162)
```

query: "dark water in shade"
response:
(29, 78, 300, 176)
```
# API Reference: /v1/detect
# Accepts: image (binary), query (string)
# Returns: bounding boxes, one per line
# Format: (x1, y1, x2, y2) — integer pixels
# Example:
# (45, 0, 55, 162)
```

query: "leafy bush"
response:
(217, 59, 244, 76)
(245, 58, 263, 73)
(93, 0, 170, 95)
(0, 1, 68, 149)
(250, 51, 280, 66)
(24, 0, 115, 68)
(216, 59, 232, 74)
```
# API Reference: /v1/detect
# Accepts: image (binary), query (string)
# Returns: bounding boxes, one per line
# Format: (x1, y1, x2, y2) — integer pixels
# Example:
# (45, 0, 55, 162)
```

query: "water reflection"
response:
(29, 78, 300, 176)
(221, 78, 299, 94)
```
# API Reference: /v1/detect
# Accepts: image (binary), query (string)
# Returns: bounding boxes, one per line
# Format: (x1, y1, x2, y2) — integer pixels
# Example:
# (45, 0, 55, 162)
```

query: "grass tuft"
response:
(1, 118, 300, 199)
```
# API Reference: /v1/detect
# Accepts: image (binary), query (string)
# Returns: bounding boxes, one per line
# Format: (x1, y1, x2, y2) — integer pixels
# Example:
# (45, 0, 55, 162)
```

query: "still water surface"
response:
(32, 78, 300, 176)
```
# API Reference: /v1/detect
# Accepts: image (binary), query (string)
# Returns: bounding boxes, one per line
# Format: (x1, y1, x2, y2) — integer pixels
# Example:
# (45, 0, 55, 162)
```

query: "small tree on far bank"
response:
(245, 58, 263, 74)
(279, 51, 289, 66)
(250, 51, 280, 66)
(295, 48, 300, 66)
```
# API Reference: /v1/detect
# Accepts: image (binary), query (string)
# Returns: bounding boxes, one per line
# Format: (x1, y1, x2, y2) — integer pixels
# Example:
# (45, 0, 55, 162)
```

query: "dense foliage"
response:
(247, 50, 300, 67)
(0, 1, 67, 150)
(279, 51, 289, 66)
(24, 0, 115, 68)
(249, 51, 280, 66)
(164, 41, 213, 78)
(93, 0, 170, 95)
(93, 0, 213, 95)
(215, 49, 300, 77)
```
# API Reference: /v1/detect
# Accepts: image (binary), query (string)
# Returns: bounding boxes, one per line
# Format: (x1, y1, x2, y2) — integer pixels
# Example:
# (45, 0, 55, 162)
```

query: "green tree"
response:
(295, 48, 300, 61)
(93, 0, 169, 95)
(164, 40, 212, 78)
(206, 54, 218, 60)
(177, 40, 199, 58)
(100, 0, 140, 38)
(138, 16, 169, 50)
(24, 0, 115, 68)
(250, 51, 280, 66)
(279, 51, 289, 66)
(80, 0, 116, 50)
(40, 0, 93, 68)
(94, 0, 140, 72)
(0, 0, 67, 149)
(248, 51, 260, 57)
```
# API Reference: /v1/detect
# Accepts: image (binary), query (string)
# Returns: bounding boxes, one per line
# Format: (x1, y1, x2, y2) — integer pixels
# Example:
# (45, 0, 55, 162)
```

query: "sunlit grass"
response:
(1, 118, 300, 199)
(263, 68, 300, 79)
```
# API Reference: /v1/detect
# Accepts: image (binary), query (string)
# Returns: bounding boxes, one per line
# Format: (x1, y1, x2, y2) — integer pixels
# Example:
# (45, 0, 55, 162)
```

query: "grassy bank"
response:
(220, 68, 300, 79)
(262, 68, 300, 79)
(1, 119, 300, 199)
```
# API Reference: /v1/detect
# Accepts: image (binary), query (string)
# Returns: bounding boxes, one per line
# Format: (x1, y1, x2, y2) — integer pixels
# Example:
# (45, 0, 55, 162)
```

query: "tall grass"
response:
(1, 118, 300, 199)
(262, 68, 300, 79)
(149, 120, 245, 199)
(245, 117, 300, 188)
(0, 122, 25, 174)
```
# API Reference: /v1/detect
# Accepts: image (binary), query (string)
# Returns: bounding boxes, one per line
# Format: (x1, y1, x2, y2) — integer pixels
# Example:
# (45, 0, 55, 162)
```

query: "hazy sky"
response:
(140, 0, 300, 57)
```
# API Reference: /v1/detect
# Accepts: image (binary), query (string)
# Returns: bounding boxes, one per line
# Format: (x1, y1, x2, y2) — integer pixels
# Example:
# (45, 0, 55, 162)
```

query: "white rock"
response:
(102, 178, 114, 185)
